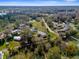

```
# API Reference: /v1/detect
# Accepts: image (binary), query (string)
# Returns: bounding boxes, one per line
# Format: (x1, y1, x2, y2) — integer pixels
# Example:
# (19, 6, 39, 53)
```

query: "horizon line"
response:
(0, 5, 79, 6)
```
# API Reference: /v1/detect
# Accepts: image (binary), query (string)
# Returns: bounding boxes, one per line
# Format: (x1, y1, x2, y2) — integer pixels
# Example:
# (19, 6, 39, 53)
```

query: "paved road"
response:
(69, 23, 79, 41)
(70, 36, 79, 41)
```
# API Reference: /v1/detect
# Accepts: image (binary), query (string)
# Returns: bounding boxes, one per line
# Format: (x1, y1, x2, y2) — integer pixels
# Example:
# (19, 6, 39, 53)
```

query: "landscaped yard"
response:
(48, 32, 58, 41)
(11, 52, 33, 59)
(8, 41, 20, 50)
(0, 43, 6, 51)
(32, 20, 58, 41)
(61, 56, 79, 59)
(31, 20, 47, 32)
(0, 40, 21, 59)
(0, 41, 20, 50)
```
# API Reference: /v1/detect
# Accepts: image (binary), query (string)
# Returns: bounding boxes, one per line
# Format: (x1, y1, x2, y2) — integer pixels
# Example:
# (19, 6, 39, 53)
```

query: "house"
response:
(30, 27, 37, 32)
(52, 22, 69, 32)
(0, 51, 4, 59)
(37, 31, 47, 38)
(19, 24, 29, 29)
(19, 24, 25, 27)
(11, 29, 21, 33)
(13, 36, 21, 41)
(0, 33, 6, 39)
(11, 29, 21, 35)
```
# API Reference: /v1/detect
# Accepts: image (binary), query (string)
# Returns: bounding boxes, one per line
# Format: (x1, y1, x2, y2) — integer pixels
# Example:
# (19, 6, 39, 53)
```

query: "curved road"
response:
(42, 18, 60, 38)
(70, 36, 79, 42)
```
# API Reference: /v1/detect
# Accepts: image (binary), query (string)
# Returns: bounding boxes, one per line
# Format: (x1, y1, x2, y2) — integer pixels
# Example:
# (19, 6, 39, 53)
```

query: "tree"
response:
(0, 39, 5, 45)
(47, 46, 61, 59)
(65, 42, 77, 58)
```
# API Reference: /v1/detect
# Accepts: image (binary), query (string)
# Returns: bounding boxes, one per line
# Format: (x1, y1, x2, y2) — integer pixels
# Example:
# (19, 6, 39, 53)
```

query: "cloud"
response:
(0, 0, 78, 6)
(0, 1, 79, 6)
(64, 0, 76, 2)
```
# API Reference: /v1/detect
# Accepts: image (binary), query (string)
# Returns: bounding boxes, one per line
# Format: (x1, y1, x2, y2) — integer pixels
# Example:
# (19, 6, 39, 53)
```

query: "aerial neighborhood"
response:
(0, 6, 79, 59)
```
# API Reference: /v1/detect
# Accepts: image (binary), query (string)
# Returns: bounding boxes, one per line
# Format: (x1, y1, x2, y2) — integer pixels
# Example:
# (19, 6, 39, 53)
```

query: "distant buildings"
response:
(52, 22, 69, 32)
(0, 11, 7, 16)
(0, 10, 7, 15)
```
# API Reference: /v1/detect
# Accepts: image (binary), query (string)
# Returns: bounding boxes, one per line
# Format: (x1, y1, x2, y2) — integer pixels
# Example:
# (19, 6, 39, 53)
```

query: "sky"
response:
(0, 0, 79, 6)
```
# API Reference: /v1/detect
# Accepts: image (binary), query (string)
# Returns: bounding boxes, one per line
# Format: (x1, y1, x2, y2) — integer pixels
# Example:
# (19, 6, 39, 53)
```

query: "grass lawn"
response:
(32, 20, 58, 41)
(0, 43, 6, 51)
(3, 51, 9, 59)
(11, 52, 33, 59)
(0, 40, 20, 59)
(32, 20, 47, 32)
(11, 53, 27, 59)
(48, 32, 58, 41)
(0, 41, 20, 51)
(61, 56, 79, 59)
(72, 56, 79, 59)
(8, 41, 20, 50)
(0, 29, 4, 32)
(70, 40, 79, 45)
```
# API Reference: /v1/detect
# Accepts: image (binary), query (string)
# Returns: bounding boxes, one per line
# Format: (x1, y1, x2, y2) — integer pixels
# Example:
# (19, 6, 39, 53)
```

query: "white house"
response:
(13, 36, 21, 41)
(37, 31, 47, 38)
(0, 13, 7, 16)
(11, 29, 21, 33)
(30, 27, 37, 32)
(11, 29, 21, 34)
(0, 51, 4, 59)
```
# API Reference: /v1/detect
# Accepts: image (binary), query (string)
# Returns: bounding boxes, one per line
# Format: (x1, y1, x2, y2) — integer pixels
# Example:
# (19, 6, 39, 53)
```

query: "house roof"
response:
(30, 27, 37, 32)
(38, 31, 46, 36)
(14, 36, 21, 41)
(0, 33, 6, 39)
(11, 29, 21, 33)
